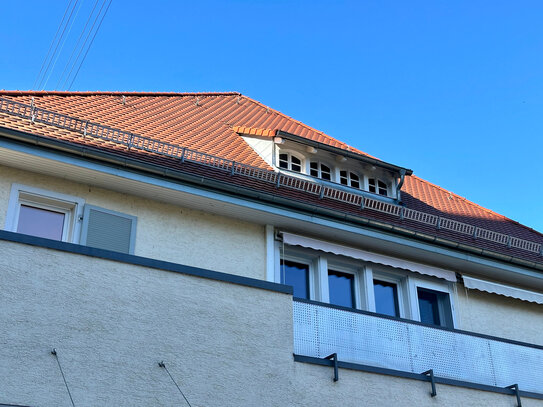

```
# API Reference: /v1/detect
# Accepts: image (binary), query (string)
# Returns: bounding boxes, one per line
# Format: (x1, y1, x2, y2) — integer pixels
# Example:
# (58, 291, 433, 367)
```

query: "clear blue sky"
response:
(1, 1, 542, 232)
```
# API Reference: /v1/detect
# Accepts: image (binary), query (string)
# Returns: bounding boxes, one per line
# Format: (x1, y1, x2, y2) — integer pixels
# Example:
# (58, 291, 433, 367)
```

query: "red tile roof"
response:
(0, 91, 541, 265)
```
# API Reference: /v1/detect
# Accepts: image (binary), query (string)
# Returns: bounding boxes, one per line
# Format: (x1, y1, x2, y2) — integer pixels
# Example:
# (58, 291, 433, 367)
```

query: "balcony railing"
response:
(293, 299, 543, 394)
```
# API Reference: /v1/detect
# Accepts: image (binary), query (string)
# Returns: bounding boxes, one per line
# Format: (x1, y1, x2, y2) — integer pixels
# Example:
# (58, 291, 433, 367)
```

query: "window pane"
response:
(291, 156, 301, 165)
(17, 205, 65, 240)
(418, 288, 441, 326)
(374, 280, 399, 317)
(321, 165, 331, 180)
(281, 260, 309, 299)
(310, 162, 318, 169)
(279, 154, 289, 169)
(378, 180, 387, 196)
(328, 270, 354, 308)
(368, 178, 376, 193)
(291, 162, 302, 172)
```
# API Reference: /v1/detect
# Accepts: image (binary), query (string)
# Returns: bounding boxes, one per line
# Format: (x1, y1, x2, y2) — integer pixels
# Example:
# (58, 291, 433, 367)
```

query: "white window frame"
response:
(279, 253, 316, 300)
(368, 177, 389, 197)
(339, 169, 363, 189)
(325, 261, 364, 310)
(277, 149, 305, 173)
(367, 266, 410, 318)
(5, 183, 85, 243)
(408, 276, 456, 328)
(309, 161, 333, 181)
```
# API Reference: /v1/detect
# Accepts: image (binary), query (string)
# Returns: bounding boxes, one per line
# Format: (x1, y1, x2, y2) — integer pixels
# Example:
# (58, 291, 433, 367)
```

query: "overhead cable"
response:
(56, 0, 101, 90)
(33, 0, 74, 89)
(42, 0, 83, 90)
(68, 0, 113, 90)
(36, 0, 80, 90)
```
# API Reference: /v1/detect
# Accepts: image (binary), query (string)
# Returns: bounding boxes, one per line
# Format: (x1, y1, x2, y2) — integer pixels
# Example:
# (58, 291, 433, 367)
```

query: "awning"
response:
(281, 232, 456, 282)
(463, 276, 543, 304)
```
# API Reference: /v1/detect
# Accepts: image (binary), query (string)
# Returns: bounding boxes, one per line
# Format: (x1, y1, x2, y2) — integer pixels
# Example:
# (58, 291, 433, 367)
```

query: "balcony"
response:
(293, 299, 543, 394)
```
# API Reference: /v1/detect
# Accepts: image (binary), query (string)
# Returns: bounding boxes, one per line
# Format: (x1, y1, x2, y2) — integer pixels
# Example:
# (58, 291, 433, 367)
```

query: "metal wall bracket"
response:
(506, 384, 522, 407)
(422, 369, 437, 397)
(324, 353, 339, 382)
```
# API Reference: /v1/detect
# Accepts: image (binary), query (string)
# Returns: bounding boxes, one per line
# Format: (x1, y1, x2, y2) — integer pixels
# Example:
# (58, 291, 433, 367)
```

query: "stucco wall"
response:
(1, 239, 542, 406)
(0, 165, 266, 279)
(455, 284, 543, 345)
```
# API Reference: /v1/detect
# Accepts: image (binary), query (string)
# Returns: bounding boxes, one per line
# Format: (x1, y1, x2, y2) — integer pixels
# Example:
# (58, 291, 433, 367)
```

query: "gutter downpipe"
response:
(396, 169, 406, 201)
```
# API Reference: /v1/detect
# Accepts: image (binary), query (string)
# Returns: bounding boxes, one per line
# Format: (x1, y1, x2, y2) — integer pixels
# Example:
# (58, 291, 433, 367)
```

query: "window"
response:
(278, 245, 455, 327)
(279, 152, 302, 172)
(417, 287, 453, 328)
(5, 184, 85, 243)
(281, 259, 309, 299)
(368, 178, 388, 196)
(373, 279, 399, 317)
(310, 162, 332, 181)
(339, 170, 361, 189)
(80, 205, 137, 254)
(328, 270, 355, 308)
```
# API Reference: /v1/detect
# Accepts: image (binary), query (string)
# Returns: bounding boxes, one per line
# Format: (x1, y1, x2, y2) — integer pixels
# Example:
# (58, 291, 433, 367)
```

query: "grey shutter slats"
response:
(80, 205, 137, 254)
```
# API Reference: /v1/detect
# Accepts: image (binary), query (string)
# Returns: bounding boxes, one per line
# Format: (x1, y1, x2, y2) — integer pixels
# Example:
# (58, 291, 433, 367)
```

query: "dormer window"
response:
(369, 178, 388, 196)
(339, 170, 361, 189)
(310, 162, 331, 181)
(279, 153, 302, 172)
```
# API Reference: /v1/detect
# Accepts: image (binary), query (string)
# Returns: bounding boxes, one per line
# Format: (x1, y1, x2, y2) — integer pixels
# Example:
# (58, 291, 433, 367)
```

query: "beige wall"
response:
(455, 284, 543, 345)
(2, 239, 542, 407)
(0, 165, 266, 279)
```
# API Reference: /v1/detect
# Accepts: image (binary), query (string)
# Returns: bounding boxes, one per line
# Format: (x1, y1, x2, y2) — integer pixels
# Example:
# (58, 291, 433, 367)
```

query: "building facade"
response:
(0, 91, 542, 406)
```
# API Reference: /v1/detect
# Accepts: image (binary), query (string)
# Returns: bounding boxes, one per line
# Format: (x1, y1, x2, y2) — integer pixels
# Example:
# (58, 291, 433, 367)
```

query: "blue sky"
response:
(2, 1, 542, 232)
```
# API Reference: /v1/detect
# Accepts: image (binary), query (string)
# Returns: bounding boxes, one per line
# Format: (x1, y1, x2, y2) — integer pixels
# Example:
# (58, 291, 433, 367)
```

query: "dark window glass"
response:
(321, 164, 331, 180)
(291, 156, 302, 172)
(17, 205, 65, 240)
(373, 280, 399, 317)
(418, 288, 441, 326)
(368, 178, 376, 193)
(281, 260, 309, 299)
(279, 154, 289, 169)
(328, 270, 355, 308)
(378, 180, 388, 196)
(339, 170, 348, 185)
(350, 173, 360, 188)
(310, 162, 319, 177)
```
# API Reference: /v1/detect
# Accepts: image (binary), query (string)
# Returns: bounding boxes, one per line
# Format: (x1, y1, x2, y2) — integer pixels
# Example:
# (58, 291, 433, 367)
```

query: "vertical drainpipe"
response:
(396, 169, 406, 201)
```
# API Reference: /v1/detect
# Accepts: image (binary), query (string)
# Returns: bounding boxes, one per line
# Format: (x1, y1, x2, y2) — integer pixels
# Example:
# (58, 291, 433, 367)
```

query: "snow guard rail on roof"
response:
(0, 97, 541, 257)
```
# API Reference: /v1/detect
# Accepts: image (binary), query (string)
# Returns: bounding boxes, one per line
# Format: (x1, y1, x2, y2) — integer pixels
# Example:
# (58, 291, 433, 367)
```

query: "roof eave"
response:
(276, 130, 413, 176)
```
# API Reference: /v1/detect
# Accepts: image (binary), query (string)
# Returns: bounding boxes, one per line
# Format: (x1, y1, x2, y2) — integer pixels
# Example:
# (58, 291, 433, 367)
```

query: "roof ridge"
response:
(0, 90, 241, 97)
(238, 94, 377, 159)
(410, 175, 543, 237)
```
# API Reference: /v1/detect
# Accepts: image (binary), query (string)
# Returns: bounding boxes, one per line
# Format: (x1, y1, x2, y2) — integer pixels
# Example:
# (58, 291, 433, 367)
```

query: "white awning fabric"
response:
(463, 276, 543, 304)
(281, 232, 456, 282)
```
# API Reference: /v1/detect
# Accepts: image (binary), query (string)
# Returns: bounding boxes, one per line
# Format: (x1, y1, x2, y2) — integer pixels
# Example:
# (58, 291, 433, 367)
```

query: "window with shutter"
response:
(80, 205, 137, 254)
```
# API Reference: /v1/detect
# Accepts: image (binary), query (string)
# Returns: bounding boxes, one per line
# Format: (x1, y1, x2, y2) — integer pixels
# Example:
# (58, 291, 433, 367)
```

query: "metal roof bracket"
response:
(422, 369, 437, 397)
(324, 353, 339, 382)
(506, 384, 522, 407)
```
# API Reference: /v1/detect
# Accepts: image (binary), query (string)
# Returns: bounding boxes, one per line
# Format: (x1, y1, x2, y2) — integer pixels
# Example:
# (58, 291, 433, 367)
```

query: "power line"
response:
(37, 0, 80, 90)
(68, 0, 113, 90)
(56, 0, 101, 90)
(33, 0, 74, 89)
(43, 0, 83, 90)
(62, 0, 107, 90)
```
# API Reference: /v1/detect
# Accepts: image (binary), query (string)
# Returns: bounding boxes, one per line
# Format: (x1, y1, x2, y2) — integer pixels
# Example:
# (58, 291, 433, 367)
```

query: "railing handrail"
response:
(0, 97, 541, 256)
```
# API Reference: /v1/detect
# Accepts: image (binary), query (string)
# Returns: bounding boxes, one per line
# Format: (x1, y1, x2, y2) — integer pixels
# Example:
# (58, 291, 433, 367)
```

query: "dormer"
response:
(237, 127, 412, 201)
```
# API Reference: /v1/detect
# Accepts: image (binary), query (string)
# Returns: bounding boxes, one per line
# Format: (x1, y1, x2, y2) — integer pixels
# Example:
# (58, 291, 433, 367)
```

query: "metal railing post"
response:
(324, 353, 339, 382)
